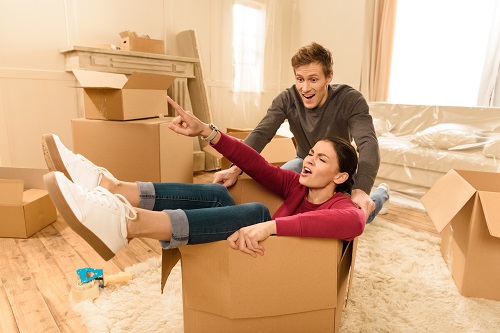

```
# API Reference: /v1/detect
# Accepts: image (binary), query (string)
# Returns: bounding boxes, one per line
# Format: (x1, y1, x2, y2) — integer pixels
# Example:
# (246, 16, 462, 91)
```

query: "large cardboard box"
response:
(72, 118, 193, 183)
(160, 179, 355, 332)
(0, 168, 57, 238)
(420, 169, 500, 300)
(73, 69, 176, 120)
(203, 127, 296, 169)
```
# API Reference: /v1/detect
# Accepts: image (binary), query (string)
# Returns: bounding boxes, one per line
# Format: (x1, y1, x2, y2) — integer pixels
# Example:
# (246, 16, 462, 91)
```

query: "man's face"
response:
(294, 61, 333, 109)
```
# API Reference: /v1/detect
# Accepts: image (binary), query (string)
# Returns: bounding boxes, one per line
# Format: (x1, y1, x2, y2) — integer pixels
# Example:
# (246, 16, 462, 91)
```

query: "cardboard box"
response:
(160, 179, 355, 332)
(72, 69, 176, 121)
(420, 169, 500, 300)
(120, 36, 164, 54)
(228, 175, 282, 215)
(203, 128, 296, 169)
(72, 118, 193, 183)
(0, 168, 57, 238)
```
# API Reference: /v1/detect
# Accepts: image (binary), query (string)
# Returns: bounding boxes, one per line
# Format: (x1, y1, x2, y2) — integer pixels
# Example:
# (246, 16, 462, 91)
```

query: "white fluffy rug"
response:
(72, 220, 500, 332)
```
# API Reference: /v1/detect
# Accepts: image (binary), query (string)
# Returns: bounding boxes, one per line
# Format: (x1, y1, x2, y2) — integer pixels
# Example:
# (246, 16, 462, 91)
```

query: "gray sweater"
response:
(244, 84, 380, 194)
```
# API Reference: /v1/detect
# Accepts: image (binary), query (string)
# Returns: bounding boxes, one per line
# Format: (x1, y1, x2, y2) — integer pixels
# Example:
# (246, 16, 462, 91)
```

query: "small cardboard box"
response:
(203, 128, 296, 169)
(0, 168, 57, 238)
(160, 179, 355, 332)
(72, 117, 193, 183)
(120, 36, 164, 54)
(420, 169, 500, 300)
(72, 69, 176, 121)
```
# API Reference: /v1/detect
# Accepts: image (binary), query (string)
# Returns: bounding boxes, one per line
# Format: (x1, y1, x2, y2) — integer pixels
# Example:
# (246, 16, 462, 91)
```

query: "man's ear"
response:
(333, 172, 349, 185)
(326, 71, 333, 84)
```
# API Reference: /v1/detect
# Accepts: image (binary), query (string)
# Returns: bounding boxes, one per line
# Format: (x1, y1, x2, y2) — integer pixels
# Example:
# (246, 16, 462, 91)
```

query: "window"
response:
(232, 0, 265, 92)
(388, 0, 497, 106)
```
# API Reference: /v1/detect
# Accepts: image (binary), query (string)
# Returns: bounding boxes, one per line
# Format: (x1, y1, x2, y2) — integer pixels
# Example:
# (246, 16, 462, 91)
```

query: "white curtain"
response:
(477, 1, 500, 107)
(210, 0, 285, 131)
(360, 0, 398, 102)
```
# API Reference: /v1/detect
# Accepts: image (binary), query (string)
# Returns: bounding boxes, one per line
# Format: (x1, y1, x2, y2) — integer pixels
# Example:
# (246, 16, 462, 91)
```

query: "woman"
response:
(43, 96, 365, 261)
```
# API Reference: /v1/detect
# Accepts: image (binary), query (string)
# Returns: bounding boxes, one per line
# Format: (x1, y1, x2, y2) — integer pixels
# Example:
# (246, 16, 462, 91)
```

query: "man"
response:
(213, 42, 388, 222)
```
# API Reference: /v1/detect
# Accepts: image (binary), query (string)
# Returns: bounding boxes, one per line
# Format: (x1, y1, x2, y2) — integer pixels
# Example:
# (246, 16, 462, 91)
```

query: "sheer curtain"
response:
(477, 1, 500, 107)
(360, 0, 398, 102)
(210, 0, 285, 131)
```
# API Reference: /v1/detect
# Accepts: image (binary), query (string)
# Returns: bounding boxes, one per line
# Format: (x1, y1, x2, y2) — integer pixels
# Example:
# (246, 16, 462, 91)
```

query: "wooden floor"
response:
(0, 171, 439, 333)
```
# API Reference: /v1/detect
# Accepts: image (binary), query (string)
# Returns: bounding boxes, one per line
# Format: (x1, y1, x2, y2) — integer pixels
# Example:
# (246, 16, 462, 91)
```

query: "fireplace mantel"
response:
(59, 46, 198, 78)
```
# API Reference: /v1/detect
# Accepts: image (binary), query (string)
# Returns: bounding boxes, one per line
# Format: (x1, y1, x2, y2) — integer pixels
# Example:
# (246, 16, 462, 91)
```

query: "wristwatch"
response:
(201, 123, 219, 142)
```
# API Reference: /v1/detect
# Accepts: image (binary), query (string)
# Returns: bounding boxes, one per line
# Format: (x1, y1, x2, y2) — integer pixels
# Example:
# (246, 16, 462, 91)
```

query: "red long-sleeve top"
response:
(212, 133, 365, 241)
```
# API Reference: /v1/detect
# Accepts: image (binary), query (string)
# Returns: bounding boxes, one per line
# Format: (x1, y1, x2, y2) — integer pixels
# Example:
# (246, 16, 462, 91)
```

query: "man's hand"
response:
(350, 189, 374, 221)
(227, 221, 277, 257)
(213, 165, 241, 188)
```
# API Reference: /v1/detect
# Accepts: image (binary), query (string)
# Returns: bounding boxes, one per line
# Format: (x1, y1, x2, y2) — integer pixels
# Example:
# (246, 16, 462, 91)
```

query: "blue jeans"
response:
(281, 157, 385, 224)
(137, 182, 271, 249)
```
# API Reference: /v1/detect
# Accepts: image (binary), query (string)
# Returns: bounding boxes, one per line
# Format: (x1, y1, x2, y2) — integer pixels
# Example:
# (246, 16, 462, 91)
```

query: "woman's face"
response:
(299, 140, 346, 189)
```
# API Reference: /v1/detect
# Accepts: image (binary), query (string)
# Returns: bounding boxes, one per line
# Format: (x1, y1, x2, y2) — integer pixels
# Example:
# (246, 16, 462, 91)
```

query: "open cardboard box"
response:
(0, 168, 57, 238)
(203, 127, 296, 169)
(72, 117, 193, 183)
(72, 69, 176, 120)
(120, 36, 164, 54)
(119, 31, 165, 54)
(420, 169, 500, 301)
(160, 178, 355, 332)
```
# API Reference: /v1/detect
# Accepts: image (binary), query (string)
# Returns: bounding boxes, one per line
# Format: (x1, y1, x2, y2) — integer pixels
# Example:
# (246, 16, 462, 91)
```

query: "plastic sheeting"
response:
(369, 103, 500, 199)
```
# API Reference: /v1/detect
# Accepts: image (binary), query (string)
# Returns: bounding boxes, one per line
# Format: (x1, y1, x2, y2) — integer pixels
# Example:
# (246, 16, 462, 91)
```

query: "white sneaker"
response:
(42, 134, 118, 190)
(44, 171, 137, 261)
(377, 183, 390, 215)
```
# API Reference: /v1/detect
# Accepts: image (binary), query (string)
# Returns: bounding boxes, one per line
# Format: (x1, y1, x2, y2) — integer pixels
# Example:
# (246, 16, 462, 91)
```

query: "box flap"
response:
(123, 72, 176, 90)
(478, 191, 500, 238)
(0, 167, 49, 190)
(420, 169, 477, 232)
(0, 179, 23, 205)
(161, 248, 181, 293)
(73, 69, 128, 89)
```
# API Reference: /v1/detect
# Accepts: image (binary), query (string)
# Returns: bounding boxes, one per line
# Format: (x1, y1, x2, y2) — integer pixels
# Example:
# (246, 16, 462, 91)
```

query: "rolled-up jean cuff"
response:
(159, 209, 189, 249)
(137, 181, 156, 210)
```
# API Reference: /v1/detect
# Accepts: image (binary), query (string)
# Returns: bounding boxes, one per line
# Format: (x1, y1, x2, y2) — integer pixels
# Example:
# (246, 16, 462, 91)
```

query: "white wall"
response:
(0, 0, 365, 168)
(289, 0, 365, 89)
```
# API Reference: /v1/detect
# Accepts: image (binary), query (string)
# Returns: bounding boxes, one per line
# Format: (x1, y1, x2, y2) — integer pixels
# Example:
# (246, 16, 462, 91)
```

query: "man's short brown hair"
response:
(291, 42, 334, 78)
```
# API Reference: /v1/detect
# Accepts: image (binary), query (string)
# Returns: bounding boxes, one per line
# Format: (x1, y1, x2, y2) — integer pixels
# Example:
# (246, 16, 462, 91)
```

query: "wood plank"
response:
(376, 206, 439, 237)
(16, 234, 86, 333)
(109, 238, 160, 271)
(177, 29, 219, 171)
(51, 217, 123, 275)
(0, 278, 19, 333)
(140, 237, 163, 255)
(0, 238, 60, 333)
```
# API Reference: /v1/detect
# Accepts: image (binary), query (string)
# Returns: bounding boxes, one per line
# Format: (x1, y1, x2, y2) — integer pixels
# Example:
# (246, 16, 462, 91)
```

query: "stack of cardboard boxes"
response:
(71, 69, 193, 183)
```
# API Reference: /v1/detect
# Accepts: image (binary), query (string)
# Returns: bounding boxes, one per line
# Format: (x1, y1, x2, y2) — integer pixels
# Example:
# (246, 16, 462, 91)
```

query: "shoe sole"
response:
(44, 172, 115, 261)
(42, 134, 73, 182)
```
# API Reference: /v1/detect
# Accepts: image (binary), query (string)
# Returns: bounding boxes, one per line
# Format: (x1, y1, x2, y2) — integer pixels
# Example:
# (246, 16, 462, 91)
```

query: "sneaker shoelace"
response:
(74, 153, 120, 185)
(92, 186, 137, 220)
